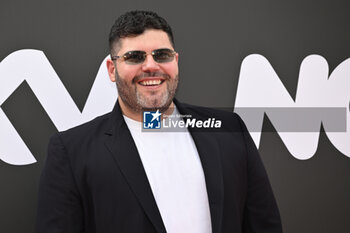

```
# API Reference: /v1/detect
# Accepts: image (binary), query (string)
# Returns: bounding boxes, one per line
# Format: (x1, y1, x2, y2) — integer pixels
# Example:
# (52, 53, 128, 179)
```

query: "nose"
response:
(141, 54, 160, 72)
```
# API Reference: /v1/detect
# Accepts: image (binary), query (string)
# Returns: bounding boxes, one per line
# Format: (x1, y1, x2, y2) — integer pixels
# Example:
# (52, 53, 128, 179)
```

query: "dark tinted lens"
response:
(123, 51, 146, 64)
(153, 49, 175, 63)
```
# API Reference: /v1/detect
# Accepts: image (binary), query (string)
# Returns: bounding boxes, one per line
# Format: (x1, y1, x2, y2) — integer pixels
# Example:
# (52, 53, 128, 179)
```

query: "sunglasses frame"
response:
(111, 48, 177, 65)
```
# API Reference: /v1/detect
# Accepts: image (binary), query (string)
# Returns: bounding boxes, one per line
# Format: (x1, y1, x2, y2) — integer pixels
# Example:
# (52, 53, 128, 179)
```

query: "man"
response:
(36, 10, 283, 233)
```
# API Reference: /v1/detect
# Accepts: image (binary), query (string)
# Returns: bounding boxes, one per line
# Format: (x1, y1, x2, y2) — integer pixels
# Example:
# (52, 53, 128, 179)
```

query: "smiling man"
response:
(36, 10, 283, 233)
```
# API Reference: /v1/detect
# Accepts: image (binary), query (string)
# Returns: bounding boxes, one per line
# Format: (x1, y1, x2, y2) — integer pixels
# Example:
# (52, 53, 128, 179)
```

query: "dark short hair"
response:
(109, 10, 175, 55)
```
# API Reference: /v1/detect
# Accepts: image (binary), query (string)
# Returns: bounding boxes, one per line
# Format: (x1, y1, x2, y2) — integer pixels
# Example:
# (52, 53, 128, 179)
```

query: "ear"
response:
(106, 58, 116, 82)
(175, 52, 179, 63)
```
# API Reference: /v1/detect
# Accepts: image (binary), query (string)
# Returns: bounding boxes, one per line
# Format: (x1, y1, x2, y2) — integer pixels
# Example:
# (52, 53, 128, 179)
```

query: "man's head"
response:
(107, 11, 179, 120)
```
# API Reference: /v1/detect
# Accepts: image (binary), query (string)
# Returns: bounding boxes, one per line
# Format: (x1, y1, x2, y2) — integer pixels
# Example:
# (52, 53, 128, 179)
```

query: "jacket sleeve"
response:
(36, 133, 84, 233)
(237, 115, 283, 233)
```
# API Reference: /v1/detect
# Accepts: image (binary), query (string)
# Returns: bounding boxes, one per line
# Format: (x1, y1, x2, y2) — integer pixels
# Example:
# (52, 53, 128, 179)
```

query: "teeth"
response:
(140, 80, 162, 86)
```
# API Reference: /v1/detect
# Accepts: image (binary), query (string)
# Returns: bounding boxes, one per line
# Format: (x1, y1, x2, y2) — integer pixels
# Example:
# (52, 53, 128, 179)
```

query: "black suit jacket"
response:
(36, 99, 283, 233)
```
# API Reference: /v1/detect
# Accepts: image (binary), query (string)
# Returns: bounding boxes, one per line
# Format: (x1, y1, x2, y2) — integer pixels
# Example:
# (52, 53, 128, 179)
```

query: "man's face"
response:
(107, 29, 179, 115)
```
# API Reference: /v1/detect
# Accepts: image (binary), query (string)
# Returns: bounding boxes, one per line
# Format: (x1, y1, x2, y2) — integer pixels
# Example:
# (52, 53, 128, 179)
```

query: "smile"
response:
(138, 79, 165, 86)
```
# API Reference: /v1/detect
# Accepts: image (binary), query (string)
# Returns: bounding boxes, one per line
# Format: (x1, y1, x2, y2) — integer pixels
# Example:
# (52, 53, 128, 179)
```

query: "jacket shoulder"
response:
(53, 111, 113, 147)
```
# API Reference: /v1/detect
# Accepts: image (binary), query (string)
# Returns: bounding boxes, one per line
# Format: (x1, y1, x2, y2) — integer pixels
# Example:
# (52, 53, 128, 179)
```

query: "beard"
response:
(115, 71, 178, 114)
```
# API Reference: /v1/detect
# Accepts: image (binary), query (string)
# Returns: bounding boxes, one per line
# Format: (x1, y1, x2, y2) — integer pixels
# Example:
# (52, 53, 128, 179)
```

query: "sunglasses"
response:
(111, 48, 177, 65)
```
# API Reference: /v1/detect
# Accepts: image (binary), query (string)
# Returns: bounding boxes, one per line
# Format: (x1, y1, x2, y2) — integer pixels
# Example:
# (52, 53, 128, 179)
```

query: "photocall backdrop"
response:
(1, 0, 349, 233)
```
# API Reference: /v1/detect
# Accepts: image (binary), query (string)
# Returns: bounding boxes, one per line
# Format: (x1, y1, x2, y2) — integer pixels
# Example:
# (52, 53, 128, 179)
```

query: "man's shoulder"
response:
(53, 111, 114, 144)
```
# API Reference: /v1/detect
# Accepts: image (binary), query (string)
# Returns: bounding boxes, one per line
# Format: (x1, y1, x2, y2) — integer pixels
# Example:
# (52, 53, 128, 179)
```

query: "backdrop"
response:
(1, 0, 349, 233)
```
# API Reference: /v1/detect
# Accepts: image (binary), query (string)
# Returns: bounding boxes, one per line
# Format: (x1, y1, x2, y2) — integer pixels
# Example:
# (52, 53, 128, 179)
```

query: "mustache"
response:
(133, 72, 171, 83)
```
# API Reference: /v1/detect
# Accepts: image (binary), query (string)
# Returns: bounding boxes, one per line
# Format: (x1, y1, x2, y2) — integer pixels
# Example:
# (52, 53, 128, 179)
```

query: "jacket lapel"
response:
(104, 101, 166, 233)
(176, 100, 224, 233)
